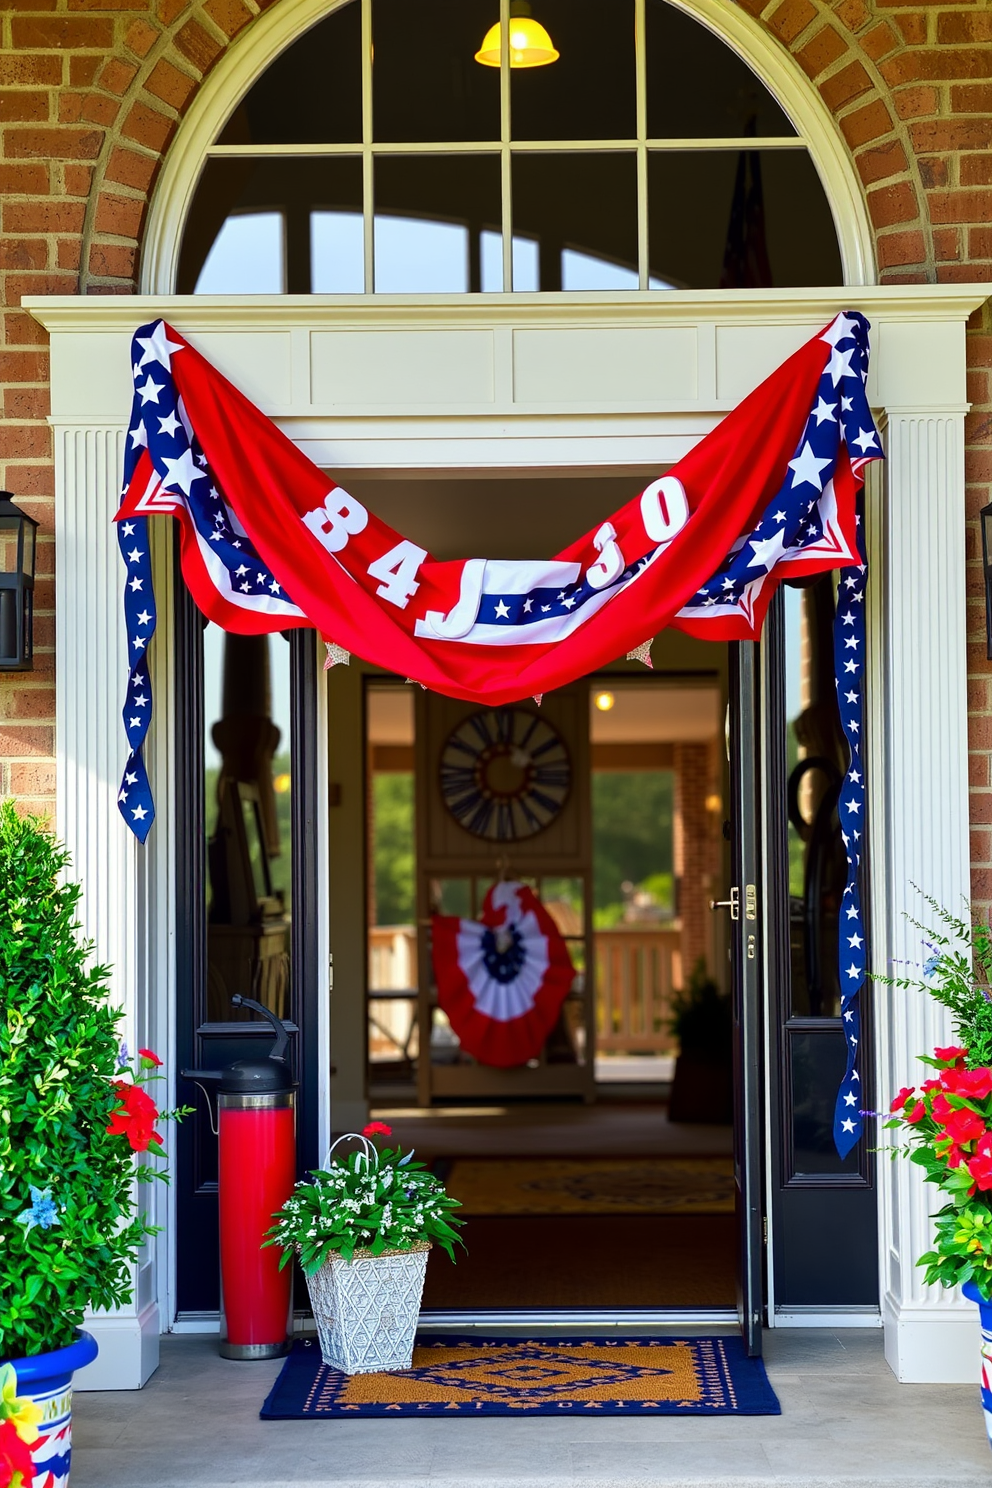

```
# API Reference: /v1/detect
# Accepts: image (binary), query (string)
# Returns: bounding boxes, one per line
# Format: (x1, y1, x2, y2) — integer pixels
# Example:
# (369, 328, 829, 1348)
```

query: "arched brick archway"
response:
(65, 0, 973, 294)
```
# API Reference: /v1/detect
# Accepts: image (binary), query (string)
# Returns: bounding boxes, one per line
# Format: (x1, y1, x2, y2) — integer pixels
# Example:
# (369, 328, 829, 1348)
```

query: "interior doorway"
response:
(364, 663, 738, 1315)
(351, 469, 741, 1316)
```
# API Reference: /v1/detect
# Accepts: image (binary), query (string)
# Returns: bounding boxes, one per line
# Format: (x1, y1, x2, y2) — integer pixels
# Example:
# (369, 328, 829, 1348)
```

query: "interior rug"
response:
(440, 1156, 735, 1215)
(260, 1335, 780, 1418)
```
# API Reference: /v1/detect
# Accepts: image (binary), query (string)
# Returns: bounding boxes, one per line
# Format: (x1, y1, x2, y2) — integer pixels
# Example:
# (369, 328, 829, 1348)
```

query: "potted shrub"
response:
(667, 959, 734, 1124)
(884, 900, 992, 1452)
(266, 1122, 463, 1374)
(0, 803, 180, 1486)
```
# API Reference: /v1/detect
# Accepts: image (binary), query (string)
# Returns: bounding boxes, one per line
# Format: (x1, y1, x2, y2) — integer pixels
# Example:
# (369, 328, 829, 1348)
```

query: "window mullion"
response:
(635, 0, 648, 290)
(500, 0, 512, 292)
(362, 0, 374, 292)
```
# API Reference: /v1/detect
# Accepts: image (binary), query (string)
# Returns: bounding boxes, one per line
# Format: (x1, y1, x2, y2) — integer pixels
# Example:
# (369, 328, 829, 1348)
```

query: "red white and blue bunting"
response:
(115, 312, 881, 1150)
(431, 881, 575, 1068)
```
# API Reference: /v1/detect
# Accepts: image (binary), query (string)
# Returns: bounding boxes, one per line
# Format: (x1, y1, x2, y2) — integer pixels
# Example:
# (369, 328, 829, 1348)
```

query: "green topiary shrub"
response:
(0, 802, 162, 1361)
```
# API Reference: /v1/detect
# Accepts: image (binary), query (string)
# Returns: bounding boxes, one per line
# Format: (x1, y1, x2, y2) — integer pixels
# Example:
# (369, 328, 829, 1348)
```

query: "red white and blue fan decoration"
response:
(115, 310, 881, 1152)
(431, 882, 575, 1068)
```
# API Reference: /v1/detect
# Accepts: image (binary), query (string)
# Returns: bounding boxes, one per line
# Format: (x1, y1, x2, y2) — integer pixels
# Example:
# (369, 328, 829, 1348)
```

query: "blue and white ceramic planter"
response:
(962, 1281, 992, 1451)
(7, 1330, 98, 1487)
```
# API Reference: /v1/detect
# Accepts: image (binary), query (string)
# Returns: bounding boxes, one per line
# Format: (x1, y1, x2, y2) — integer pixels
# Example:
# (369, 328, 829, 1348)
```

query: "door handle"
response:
(709, 886, 740, 920)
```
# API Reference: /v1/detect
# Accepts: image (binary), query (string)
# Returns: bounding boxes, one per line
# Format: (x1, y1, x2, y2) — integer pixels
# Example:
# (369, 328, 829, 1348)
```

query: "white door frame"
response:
(26, 284, 987, 1385)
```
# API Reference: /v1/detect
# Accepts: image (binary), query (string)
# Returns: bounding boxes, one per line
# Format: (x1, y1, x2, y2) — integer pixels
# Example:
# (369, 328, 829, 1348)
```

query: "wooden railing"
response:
(368, 925, 418, 1061)
(594, 926, 682, 1054)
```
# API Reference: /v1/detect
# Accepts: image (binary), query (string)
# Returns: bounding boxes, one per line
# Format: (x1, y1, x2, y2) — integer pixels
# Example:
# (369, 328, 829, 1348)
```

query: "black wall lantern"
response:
(0, 492, 38, 671)
(982, 501, 992, 662)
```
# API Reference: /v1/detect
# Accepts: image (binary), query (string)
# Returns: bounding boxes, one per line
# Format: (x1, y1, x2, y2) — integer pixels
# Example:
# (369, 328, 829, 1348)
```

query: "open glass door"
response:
(728, 642, 764, 1355)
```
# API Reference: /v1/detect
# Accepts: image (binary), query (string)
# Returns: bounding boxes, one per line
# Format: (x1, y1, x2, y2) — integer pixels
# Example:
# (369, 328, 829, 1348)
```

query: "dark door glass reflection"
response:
(513, 152, 637, 290)
(204, 626, 292, 1023)
(217, 1, 362, 145)
(374, 154, 501, 292)
(646, 0, 796, 138)
(179, 157, 363, 293)
(789, 1029, 860, 1175)
(510, 0, 635, 141)
(647, 150, 842, 289)
(784, 579, 848, 1020)
(373, 0, 499, 142)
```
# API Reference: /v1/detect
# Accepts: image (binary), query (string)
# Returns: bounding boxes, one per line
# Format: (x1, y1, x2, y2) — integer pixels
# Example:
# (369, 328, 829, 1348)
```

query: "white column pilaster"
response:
(870, 407, 978, 1383)
(54, 424, 163, 1389)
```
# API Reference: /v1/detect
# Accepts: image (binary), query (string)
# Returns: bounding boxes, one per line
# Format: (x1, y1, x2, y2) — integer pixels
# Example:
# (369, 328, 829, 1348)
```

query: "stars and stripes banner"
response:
(431, 881, 575, 1067)
(116, 310, 881, 1148)
(833, 493, 868, 1158)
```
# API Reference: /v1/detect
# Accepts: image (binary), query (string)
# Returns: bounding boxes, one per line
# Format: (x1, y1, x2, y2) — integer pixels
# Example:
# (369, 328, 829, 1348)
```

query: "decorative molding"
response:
(25, 286, 991, 337)
(55, 425, 162, 1387)
(871, 411, 973, 1382)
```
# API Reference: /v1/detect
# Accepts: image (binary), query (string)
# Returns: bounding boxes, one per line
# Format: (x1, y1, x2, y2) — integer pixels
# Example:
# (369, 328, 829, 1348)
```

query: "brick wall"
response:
(0, 0, 989, 873)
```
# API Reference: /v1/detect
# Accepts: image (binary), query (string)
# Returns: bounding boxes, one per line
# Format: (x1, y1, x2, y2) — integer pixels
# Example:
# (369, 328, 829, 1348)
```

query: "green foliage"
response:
(668, 958, 732, 1058)
(266, 1138, 464, 1273)
(881, 899, 992, 1301)
(877, 893, 992, 1069)
(372, 773, 415, 926)
(591, 771, 674, 919)
(0, 803, 155, 1360)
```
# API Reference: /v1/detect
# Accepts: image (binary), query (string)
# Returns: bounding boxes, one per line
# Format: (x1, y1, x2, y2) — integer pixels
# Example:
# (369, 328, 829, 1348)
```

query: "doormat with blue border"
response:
(260, 1335, 780, 1418)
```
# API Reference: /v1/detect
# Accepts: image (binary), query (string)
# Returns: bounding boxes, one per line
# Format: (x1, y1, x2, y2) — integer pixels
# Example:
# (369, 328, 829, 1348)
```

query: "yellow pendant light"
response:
(475, 1, 560, 69)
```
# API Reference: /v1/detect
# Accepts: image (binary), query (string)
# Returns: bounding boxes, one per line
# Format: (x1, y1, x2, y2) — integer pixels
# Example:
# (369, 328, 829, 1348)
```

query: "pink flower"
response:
(934, 1045, 968, 1065)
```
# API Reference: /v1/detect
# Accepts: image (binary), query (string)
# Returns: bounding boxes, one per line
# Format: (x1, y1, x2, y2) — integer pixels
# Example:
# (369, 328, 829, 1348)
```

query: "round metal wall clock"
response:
(439, 706, 571, 842)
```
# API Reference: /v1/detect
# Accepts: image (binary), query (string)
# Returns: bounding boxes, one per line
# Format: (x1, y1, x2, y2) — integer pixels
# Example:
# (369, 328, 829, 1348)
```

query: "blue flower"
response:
(923, 954, 941, 978)
(17, 1186, 60, 1231)
(117, 1041, 130, 1071)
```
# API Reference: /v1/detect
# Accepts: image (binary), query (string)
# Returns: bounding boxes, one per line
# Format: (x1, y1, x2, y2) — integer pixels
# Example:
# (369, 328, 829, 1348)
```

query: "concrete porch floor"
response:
(71, 1330, 990, 1488)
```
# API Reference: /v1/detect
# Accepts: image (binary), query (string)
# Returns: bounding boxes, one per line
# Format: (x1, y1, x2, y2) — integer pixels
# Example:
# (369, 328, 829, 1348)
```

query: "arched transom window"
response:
(178, 0, 843, 294)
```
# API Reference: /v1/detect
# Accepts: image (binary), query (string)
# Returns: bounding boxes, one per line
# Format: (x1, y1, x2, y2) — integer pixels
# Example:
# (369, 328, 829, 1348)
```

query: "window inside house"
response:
(177, 0, 842, 294)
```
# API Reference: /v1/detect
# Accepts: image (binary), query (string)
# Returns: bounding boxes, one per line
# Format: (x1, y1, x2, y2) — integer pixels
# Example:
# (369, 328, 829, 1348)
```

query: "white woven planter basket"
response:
(304, 1244, 430, 1374)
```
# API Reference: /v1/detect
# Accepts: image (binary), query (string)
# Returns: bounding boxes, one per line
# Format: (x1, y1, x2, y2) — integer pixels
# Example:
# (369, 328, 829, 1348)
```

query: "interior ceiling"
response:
(367, 681, 721, 746)
(342, 474, 659, 561)
(590, 684, 721, 743)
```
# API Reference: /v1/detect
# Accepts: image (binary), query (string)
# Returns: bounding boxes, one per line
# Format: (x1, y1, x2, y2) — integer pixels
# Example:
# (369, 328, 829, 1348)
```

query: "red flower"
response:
(890, 1086, 915, 1112)
(137, 1048, 162, 1068)
(0, 1417, 36, 1486)
(362, 1121, 392, 1139)
(920, 1079, 942, 1094)
(968, 1148, 992, 1192)
(930, 1093, 954, 1123)
(905, 1100, 927, 1125)
(939, 1106, 987, 1146)
(944, 1067, 992, 1101)
(934, 1045, 967, 1065)
(107, 1080, 160, 1152)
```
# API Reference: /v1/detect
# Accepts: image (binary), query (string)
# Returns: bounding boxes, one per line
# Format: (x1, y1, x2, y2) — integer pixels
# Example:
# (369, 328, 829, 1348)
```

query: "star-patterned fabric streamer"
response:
(833, 494, 868, 1158)
(116, 313, 880, 1151)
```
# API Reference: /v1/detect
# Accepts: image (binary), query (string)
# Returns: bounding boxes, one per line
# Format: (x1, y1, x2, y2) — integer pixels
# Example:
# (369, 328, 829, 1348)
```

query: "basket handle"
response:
(324, 1132, 377, 1172)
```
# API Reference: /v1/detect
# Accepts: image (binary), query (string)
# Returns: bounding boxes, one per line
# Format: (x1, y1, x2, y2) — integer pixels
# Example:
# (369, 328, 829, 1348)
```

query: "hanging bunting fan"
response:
(431, 881, 575, 1068)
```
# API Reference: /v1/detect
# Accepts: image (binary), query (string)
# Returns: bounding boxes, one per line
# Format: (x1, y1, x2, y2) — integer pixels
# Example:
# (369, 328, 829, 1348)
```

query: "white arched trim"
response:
(142, 0, 875, 299)
(668, 0, 875, 287)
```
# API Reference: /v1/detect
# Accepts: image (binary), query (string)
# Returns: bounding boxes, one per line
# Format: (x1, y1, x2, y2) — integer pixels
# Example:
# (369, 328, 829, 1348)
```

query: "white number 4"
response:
(367, 540, 428, 609)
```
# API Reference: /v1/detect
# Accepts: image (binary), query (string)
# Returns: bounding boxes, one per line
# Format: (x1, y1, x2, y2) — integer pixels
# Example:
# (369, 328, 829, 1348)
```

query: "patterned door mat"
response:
(439, 1157, 736, 1215)
(260, 1335, 780, 1419)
